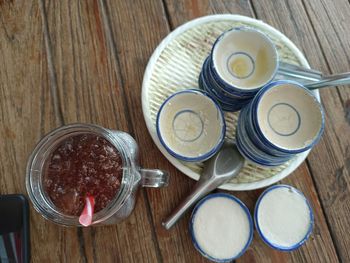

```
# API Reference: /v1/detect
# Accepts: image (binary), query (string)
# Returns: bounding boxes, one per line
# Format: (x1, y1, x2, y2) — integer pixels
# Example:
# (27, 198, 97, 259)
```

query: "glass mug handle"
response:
(140, 169, 169, 187)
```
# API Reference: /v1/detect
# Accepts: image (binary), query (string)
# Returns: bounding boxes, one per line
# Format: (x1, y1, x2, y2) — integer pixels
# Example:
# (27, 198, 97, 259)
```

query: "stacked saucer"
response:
(236, 80, 325, 166)
(199, 27, 279, 111)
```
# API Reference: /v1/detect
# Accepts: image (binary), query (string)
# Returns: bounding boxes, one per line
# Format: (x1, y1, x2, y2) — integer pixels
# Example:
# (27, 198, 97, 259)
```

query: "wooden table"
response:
(1, 0, 349, 262)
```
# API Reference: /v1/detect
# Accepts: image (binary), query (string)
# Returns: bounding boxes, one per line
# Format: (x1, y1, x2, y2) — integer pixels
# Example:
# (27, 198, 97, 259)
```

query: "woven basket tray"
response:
(142, 15, 320, 191)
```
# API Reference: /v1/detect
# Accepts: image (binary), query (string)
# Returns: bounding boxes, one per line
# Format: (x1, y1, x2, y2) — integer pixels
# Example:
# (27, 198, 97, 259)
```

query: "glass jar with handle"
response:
(26, 123, 169, 226)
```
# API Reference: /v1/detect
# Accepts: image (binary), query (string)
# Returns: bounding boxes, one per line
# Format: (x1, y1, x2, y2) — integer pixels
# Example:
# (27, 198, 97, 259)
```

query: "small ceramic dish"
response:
(199, 57, 252, 112)
(252, 80, 325, 154)
(211, 27, 278, 92)
(254, 185, 314, 251)
(199, 71, 248, 112)
(236, 106, 292, 166)
(156, 89, 226, 162)
(207, 57, 253, 99)
(244, 104, 293, 158)
(190, 193, 253, 262)
(198, 74, 241, 112)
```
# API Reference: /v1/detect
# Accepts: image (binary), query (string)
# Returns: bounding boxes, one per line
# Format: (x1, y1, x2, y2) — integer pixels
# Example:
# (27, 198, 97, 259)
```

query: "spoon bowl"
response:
(162, 141, 244, 229)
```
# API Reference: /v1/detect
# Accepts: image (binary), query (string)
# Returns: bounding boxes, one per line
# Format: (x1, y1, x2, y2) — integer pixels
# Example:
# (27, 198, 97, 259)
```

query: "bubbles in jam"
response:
(43, 133, 123, 216)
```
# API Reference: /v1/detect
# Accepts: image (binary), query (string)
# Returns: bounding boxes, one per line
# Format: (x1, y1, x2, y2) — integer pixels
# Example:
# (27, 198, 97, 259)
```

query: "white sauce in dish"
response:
(256, 186, 312, 248)
(192, 195, 251, 260)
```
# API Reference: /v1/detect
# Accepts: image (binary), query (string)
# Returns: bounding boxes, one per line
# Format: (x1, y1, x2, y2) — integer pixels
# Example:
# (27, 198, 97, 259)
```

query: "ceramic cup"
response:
(211, 27, 278, 92)
(199, 67, 249, 112)
(198, 27, 279, 111)
(252, 80, 324, 154)
(199, 56, 253, 112)
(254, 185, 314, 251)
(190, 193, 253, 262)
(236, 106, 293, 166)
(236, 80, 324, 166)
(156, 89, 226, 162)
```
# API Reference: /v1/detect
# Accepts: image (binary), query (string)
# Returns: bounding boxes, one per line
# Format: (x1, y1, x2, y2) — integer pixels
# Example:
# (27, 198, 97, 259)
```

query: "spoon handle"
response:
(162, 179, 220, 230)
(278, 62, 323, 82)
(305, 72, 350, 90)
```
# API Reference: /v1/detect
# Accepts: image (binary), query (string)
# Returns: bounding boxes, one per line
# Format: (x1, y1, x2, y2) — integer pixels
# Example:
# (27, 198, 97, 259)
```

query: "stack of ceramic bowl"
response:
(199, 27, 279, 112)
(236, 80, 325, 166)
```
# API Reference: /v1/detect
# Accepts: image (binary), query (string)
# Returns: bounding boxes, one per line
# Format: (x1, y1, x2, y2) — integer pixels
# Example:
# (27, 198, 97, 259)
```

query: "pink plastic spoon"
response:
(79, 196, 95, 227)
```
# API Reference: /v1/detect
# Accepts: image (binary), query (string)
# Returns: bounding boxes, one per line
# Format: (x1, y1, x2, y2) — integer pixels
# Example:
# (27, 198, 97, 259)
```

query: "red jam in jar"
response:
(43, 133, 123, 216)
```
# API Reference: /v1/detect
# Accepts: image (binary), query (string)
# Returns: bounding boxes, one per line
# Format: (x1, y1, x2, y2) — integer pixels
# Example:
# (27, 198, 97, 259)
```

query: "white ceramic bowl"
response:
(156, 89, 226, 162)
(211, 27, 278, 91)
(252, 80, 324, 154)
(254, 185, 314, 251)
(190, 193, 253, 262)
(236, 106, 293, 167)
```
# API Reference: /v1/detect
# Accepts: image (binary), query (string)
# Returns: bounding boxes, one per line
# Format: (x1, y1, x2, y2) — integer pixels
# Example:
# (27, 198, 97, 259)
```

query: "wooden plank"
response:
(249, 0, 350, 261)
(162, 0, 339, 262)
(0, 1, 79, 262)
(291, 0, 350, 260)
(162, 0, 251, 38)
(97, 0, 204, 261)
(36, 0, 159, 262)
(0, 0, 53, 194)
(301, 0, 350, 101)
(163, 0, 251, 28)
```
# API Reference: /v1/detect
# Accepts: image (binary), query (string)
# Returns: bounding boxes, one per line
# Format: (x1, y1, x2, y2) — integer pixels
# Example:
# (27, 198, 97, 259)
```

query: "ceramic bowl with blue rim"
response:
(205, 61, 253, 103)
(199, 72, 248, 112)
(236, 80, 324, 166)
(197, 27, 278, 112)
(199, 56, 251, 112)
(251, 80, 325, 154)
(210, 27, 279, 94)
(156, 89, 226, 162)
(190, 193, 253, 262)
(199, 87, 240, 112)
(254, 185, 314, 251)
(198, 71, 240, 112)
(206, 56, 253, 99)
(199, 66, 247, 112)
(243, 102, 293, 158)
(236, 106, 293, 166)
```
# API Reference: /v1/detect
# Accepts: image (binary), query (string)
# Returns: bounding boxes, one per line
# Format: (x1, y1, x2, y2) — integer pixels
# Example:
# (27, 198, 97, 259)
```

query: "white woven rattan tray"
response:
(142, 15, 320, 191)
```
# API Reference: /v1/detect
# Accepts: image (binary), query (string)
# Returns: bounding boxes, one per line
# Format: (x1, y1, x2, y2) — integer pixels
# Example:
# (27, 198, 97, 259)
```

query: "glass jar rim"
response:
(26, 123, 134, 226)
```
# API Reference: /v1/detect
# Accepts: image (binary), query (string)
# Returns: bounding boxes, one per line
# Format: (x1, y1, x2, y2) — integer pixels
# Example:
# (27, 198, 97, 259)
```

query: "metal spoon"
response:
(278, 62, 323, 82)
(305, 72, 350, 90)
(162, 141, 244, 230)
(276, 62, 350, 89)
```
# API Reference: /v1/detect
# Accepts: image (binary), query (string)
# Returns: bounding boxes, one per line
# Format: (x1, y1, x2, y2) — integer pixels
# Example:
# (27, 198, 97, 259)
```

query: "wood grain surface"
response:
(0, 0, 349, 262)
